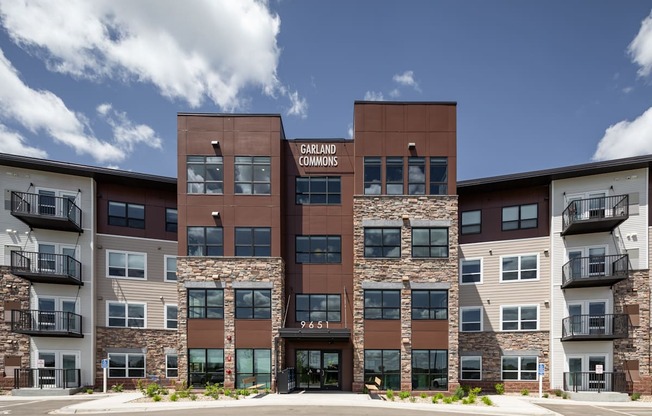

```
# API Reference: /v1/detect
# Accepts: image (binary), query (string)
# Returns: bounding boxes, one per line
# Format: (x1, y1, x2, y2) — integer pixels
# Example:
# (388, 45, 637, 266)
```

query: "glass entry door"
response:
(296, 350, 340, 390)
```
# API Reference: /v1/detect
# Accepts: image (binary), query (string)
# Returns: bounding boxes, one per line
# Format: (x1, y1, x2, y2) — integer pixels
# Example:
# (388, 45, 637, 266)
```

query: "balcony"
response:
(14, 368, 81, 389)
(561, 314, 628, 341)
(10, 191, 82, 233)
(563, 372, 627, 393)
(561, 254, 628, 289)
(11, 310, 83, 338)
(10, 251, 83, 286)
(561, 194, 628, 236)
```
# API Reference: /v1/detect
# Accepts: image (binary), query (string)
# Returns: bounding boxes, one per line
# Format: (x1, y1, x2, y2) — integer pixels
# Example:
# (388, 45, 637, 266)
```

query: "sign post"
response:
(538, 363, 545, 398)
(101, 359, 109, 393)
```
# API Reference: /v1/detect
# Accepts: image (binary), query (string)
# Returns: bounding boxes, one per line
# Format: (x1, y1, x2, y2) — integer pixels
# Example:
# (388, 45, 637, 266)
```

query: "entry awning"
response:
(278, 328, 351, 342)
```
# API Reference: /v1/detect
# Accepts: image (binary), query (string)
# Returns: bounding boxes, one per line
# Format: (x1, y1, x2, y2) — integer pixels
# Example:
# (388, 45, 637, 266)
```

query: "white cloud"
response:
(347, 123, 353, 139)
(392, 70, 421, 92)
(592, 107, 652, 161)
(96, 103, 162, 152)
(628, 11, 652, 77)
(0, 124, 48, 158)
(389, 88, 400, 98)
(364, 91, 384, 101)
(286, 90, 308, 119)
(622, 86, 634, 94)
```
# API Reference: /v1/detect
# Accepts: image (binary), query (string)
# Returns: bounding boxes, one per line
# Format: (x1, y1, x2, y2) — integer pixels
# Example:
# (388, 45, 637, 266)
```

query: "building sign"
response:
(298, 144, 338, 167)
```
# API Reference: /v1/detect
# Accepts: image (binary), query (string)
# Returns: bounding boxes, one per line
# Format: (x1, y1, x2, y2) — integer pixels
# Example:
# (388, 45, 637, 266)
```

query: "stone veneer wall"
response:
(176, 257, 285, 389)
(352, 195, 459, 392)
(0, 267, 30, 389)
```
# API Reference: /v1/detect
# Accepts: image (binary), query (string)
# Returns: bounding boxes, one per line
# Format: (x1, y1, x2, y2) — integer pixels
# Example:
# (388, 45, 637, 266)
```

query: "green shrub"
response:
(481, 396, 493, 406)
(632, 392, 641, 401)
(386, 389, 394, 400)
(265, 388, 270, 394)
(111, 384, 124, 393)
(190, 393, 197, 401)
(431, 395, 439, 404)
(409, 397, 416, 403)
(170, 393, 178, 402)
(451, 395, 460, 402)
(204, 383, 221, 399)
(85, 388, 94, 394)
(224, 388, 231, 397)
(562, 392, 569, 400)
(399, 391, 410, 400)
(178, 389, 190, 398)
(442, 396, 453, 404)
(494, 383, 505, 395)
(543, 393, 549, 398)
(554, 389, 562, 397)
(136, 379, 146, 392)
(521, 389, 530, 396)
(470, 387, 482, 396)
(152, 395, 162, 402)
(145, 383, 167, 398)
(453, 386, 465, 400)
(239, 388, 250, 396)
(420, 392, 427, 399)
(434, 392, 444, 401)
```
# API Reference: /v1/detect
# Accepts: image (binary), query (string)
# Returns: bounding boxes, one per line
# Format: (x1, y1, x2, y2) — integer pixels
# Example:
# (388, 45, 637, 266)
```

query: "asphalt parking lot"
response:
(539, 403, 652, 416)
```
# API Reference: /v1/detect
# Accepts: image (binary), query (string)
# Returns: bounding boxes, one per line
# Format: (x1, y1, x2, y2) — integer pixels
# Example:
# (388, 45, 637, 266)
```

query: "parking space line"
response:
(0, 401, 41, 409)
(591, 405, 637, 416)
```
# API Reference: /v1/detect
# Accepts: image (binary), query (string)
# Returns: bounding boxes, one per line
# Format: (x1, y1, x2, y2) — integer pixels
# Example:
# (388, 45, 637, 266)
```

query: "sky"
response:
(1, 0, 652, 181)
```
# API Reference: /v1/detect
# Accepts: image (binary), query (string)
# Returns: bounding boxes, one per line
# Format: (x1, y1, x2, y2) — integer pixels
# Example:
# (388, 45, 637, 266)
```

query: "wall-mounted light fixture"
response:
(211, 211, 220, 218)
(408, 142, 416, 149)
(211, 140, 220, 146)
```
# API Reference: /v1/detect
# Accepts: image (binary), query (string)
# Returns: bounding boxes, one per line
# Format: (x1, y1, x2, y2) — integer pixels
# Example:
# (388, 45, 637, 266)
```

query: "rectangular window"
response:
(364, 228, 400, 258)
(501, 254, 538, 281)
(188, 289, 224, 319)
(187, 155, 224, 194)
(107, 251, 146, 279)
(501, 305, 538, 331)
(165, 304, 178, 329)
(296, 177, 341, 204)
(107, 302, 145, 328)
(430, 157, 448, 195)
(502, 356, 537, 381)
(189, 349, 224, 387)
(187, 227, 223, 256)
(166, 354, 178, 378)
(235, 227, 271, 257)
(236, 349, 271, 389)
(460, 307, 482, 332)
(412, 290, 448, 320)
(235, 289, 271, 319)
(412, 228, 448, 258)
(235, 156, 271, 195)
(295, 235, 341, 263)
(461, 356, 482, 380)
(385, 157, 403, 195)
(164, 256, 177, 282)
(166, 208, 178, 233)
(502, 204, 538, 230)
(295, 294, 341, 322)
(412, 350, 448, 390)
(108, 201, 145, 228)
(108, 353, 145, 378)
(364, 350, 400, 390)
(408, 157, 426, 195)
(364, 290, 400, 320)
(460, 259, 482, 284)
(364, 157, 382, 195)
(461, 210, 481, 235)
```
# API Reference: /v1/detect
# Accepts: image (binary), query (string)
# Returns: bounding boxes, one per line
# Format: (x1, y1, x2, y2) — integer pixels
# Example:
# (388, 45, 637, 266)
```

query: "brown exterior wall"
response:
(187, 319, 224, 348)
(0, 268, 30, 388)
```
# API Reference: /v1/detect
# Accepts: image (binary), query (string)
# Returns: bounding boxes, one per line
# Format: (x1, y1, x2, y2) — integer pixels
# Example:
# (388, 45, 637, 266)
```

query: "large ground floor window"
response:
(412, 350, 448, 390)
(235, 349, 271, 388)
(188, 349, 224, 387)
(364, 350, 400, 390)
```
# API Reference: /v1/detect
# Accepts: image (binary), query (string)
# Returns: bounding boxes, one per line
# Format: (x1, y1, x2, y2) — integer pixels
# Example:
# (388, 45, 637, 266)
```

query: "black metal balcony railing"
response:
(561, 314, 629, 341)
(563, 372, 627, 393)
(11, 310, 83, 338)
(14, 368, 81, 389)
(561, 194, 628, 236)
(561, 254, 628, 289)
(10, 251, 82, 285)
(10, 191, 82, 232)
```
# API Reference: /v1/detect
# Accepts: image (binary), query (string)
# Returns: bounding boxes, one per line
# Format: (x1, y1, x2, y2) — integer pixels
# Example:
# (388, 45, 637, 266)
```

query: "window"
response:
(502, 356, 537, 381)
(364, 350, 400, 390)
(386, 157, 403, 195)
(188, 289, 224, 319)
(408, 157, 426, 195)
(187, 227, 223, 256)
(235, 289, 271, 319)
(107, 302, 145, 328)
(430, 157, 448, 195)
(187, 156, 223, 194)
(412, 228, 448, 258)
(460, 259, 482, 284)
(501, 305, 538, 331)
(235, 227, 271, 257)
(235, 156, 271, 194)
(165, 305, 178, 329)
(364, 228, 400, 258)
(461, 210, 481, 235)
(501, 254, 538, 281)
(189, 349, 224, 387)
(164, 256, 177, 282)
(165, 208, 178, 232)
(364, 290, 400, 320)
(364, 157, 381, 195)
(412, 290, 447, 320)
(461, 307, 482, 332)
(295, 294, 341, 322)
(107, 251, 146, 279)
(166, 354, 178, 378)
(108, 201, 144, 228)
(236, 349, 271, 389)
(461, 356, 482, 380)
(412, 350, 448, 390)
(108, 353, 145, 378)
(295, 235, 341, 263)
(296, 177, 341, 204)
(502, 204, 538, 230)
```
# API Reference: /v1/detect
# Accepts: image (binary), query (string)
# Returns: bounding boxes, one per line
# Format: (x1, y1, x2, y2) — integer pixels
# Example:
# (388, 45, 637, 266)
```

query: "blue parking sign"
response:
(101, 359, 109, 369)
(538, 363, 545, 375)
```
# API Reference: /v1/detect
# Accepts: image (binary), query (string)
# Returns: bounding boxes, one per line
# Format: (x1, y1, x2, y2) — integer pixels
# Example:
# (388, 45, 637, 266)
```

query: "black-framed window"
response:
(165, 304, 178, 329)
(364, 350, 400, 390)
(296, 177, 341, 204)
(295, 235, 341, 263)
(412, 228, 448, 258)
(460, 259, 482, 284)
(461, 356, 482, 380)
(187, 156, 223, 194)
(188, 289, 224, 319)
(187, 226, 223, 256)
(430, 157, 448, 195)
(386, 157, 403, 195)
(236, 349, 271, 389)
(189, 348, 224, 387)
(235, 156, 271, 194)
(461, 307, 483, 332)
(108, 353, 145, 378)
(408, 157, 426, 195)
(235, 227, 271, 257)
(461, 210, 481, 235)
(235, 289, 271, 319)
(412, 290, 448, 320)
(502, 204, 538, 230)
(295, 294, 341, 322)
(166, 208, 178, 233)
(166, 354, 178, 378)
(364, 290, 400, 320)
(502, 356, 537, 381)
(364, 157, 381, 195)
(108, 201, 144, 228)
(412, 350, 448, 390)
(364, 228, 400, 258)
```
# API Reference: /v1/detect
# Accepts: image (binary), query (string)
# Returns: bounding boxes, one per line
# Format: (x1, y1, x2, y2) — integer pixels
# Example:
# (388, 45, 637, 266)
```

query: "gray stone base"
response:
(12, 387, 83, 396)
(567, 391, 630, 402)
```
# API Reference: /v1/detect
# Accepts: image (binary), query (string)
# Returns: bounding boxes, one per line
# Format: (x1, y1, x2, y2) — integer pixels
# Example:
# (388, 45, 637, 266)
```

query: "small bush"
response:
(632, 392, 641, 401)
(136, 379, 146, 392)
(442, 396, 453, 404)
(554, 389, 563, 397)
(190, 393, 197, 401)
(451, 395, 460, 402)
(543, 393, 549, 398)
(111, 384, 124, 393)
(399, 391, 410, 400)
(494, 383, 505, 395)
(178, 389, 190, 398)
(521, 389, 530, 396)
(386, 389, 394, 401)
(170, 393, 178, 402)
(431, 395, 439, 404)
(562, 392, 569, 400)
(152, 395, 162, 402)
(470, 387, 482, 396)
(239, 388, 250, 396)
(205, 383, 221, 399)
(420, 392, 427, 399)
(453, 386, 466, 400)
(146, 383, 167, 398)
(224, 388, 231, 397)
(434, 392, 444, 401)
(481, 396, 493, 406)
(85, 388, 94, 394)
(409, 397, 416, 403)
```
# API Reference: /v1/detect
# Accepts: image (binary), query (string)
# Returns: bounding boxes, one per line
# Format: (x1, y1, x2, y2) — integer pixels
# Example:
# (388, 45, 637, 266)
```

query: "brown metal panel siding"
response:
(234, 320, 272, 348)
(363, 320, 401, 348)
(411, 321, 449, 349)
(188, 319, 225, 348)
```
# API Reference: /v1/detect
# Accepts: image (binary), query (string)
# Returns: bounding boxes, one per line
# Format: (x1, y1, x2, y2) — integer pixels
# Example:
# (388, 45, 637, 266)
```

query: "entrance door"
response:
(568, 250, 583, 279)
(62, 354, 78, 388)
(589, 356, 607, 391)
(38, 352, 56, 388)
(568, 357, 583, 390)
(296, 350, 340, 390)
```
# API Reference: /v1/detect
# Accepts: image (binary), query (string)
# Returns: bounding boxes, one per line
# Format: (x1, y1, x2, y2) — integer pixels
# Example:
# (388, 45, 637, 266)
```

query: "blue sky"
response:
(1, 1, 652, 181)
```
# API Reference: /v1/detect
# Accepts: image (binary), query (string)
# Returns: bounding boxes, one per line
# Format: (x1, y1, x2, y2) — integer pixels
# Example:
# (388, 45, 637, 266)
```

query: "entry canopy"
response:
(279, 328, 351, 342)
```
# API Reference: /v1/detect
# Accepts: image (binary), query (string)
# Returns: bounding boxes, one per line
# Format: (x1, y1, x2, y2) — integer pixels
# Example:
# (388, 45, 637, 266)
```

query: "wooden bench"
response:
(242, 376, 266, 390)
(365, 377, 382, 397)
